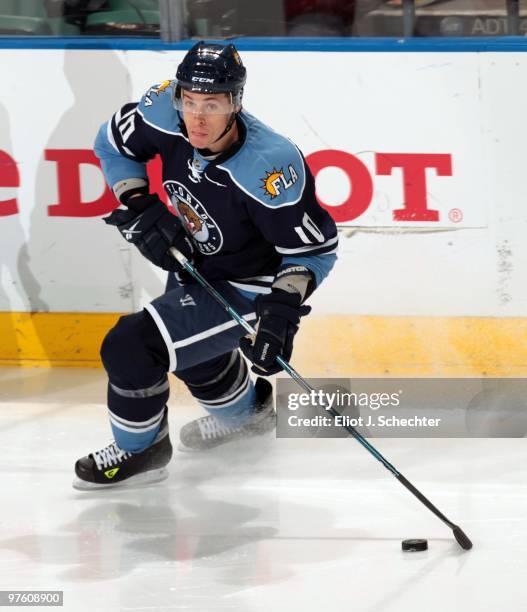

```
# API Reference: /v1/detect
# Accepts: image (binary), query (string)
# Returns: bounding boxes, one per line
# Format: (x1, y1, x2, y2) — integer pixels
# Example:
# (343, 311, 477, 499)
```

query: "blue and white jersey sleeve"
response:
(236, 143, 338, 288)
(94, 81, 180, 193)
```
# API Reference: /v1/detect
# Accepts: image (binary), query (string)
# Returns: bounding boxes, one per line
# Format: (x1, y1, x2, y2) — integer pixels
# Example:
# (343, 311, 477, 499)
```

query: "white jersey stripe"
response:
(172, 313, 257, 350)
(144, 304, 177, 372)
(275, 235, 339, 254)
(228, 282, 272, 294)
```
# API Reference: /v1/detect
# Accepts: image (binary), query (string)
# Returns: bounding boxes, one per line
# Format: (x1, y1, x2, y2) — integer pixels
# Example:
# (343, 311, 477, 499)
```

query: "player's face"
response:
(181, 91, 238, 151)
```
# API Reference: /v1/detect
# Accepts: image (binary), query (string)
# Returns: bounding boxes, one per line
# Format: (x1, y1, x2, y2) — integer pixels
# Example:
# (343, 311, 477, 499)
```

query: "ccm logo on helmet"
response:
(192, 76, 214, 83)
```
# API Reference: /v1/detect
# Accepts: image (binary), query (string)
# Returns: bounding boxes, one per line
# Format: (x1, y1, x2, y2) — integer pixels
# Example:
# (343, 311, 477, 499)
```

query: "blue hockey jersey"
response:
(94, 80, 338, 296)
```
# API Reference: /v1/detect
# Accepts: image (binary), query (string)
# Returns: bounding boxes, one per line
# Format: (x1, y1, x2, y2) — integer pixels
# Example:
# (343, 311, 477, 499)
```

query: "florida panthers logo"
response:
(178, 202, 203, 234)
(164, 181, 223, 255)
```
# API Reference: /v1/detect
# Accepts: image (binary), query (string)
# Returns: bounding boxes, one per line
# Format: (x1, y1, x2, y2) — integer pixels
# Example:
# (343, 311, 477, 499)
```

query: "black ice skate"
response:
(179, 378, 275, 451)
(73, 409, 173, 490)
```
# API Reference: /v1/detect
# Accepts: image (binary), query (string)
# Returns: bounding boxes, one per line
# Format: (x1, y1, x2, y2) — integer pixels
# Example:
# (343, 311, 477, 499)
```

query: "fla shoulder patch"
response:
(217, 111, 306, 208)
(136, 80, 182, 136)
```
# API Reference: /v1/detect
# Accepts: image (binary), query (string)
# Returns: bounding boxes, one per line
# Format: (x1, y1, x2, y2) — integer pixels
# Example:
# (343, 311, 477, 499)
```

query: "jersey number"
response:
(294, 213, 325, 244)
(118, 114, 136, 144)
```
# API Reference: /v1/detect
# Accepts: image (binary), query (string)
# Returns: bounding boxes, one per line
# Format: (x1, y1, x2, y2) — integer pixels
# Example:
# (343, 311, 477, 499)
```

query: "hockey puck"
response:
(402, 539, 428, 552)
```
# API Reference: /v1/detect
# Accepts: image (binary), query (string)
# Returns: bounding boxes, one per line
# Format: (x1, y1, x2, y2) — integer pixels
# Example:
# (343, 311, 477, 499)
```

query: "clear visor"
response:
(174, 92, 236, 116)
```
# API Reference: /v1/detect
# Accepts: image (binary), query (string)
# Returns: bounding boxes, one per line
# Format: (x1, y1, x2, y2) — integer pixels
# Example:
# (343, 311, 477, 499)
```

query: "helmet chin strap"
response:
(212, 93, 239, 144)
(212, 111, 237, 144)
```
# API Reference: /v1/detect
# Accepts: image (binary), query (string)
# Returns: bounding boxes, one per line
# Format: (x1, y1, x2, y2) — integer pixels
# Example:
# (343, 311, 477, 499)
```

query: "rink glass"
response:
(0, 0, 523, 39)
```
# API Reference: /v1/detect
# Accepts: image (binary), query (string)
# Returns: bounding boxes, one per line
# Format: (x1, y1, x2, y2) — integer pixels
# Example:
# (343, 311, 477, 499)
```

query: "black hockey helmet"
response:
(174, 41, 246, 109)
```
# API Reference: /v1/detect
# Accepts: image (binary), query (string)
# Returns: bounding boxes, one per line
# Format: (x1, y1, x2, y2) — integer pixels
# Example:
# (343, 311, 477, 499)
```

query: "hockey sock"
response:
(178, 351, 256, 427)
(101, 310, 170, 452)
(107, 378, 169, 452)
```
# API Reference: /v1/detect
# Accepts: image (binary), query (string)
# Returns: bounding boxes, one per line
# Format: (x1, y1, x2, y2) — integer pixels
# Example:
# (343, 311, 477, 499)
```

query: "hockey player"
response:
(73, 41, 338, 489)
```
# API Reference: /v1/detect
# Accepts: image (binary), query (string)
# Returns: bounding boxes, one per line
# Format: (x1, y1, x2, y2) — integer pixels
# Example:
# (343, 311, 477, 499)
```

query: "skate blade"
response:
(72, 467, 168, 491)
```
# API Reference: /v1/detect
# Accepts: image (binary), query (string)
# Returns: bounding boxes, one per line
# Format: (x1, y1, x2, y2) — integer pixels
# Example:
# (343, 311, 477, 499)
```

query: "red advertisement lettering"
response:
(0, 150, 19, 216)
(146, 155, 167, 205)
(375, 153, 452, 222)
(46, 150, 167, 217)
(3, 148, 454, 222)
(306, 149, 373, 223)
(46, 149, 117, 217)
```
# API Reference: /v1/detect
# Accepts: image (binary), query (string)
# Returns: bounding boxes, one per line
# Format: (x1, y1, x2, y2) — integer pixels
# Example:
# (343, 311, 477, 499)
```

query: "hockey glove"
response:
(239, 290, 311, 376)
(104, 194, 194, 273)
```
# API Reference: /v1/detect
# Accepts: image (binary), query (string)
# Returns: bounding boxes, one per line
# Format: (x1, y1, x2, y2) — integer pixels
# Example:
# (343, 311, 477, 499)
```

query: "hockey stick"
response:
(169, 247, 473, 550)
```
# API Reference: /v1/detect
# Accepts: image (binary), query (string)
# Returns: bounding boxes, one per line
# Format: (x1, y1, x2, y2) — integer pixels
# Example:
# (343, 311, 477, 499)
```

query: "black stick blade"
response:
(453, 526, 473, 550)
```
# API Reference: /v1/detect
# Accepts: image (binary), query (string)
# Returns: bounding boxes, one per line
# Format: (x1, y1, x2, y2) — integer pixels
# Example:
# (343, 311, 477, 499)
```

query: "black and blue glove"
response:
(239, 290, 311, 376)
(104, 194, 194, 273)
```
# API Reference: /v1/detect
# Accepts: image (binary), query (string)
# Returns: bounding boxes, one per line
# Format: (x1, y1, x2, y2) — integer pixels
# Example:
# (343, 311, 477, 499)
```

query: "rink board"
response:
(1, 311, 525, 376)
(1, 48, 526, 370)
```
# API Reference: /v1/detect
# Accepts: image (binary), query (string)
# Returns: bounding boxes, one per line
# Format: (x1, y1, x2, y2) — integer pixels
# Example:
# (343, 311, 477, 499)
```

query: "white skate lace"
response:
(92, 442, 132, 471)
(197, 416, 240, 440)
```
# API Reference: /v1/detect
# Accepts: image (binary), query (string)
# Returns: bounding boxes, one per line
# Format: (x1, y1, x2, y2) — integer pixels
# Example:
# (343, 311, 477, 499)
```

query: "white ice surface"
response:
(1, 367, 526, 612)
